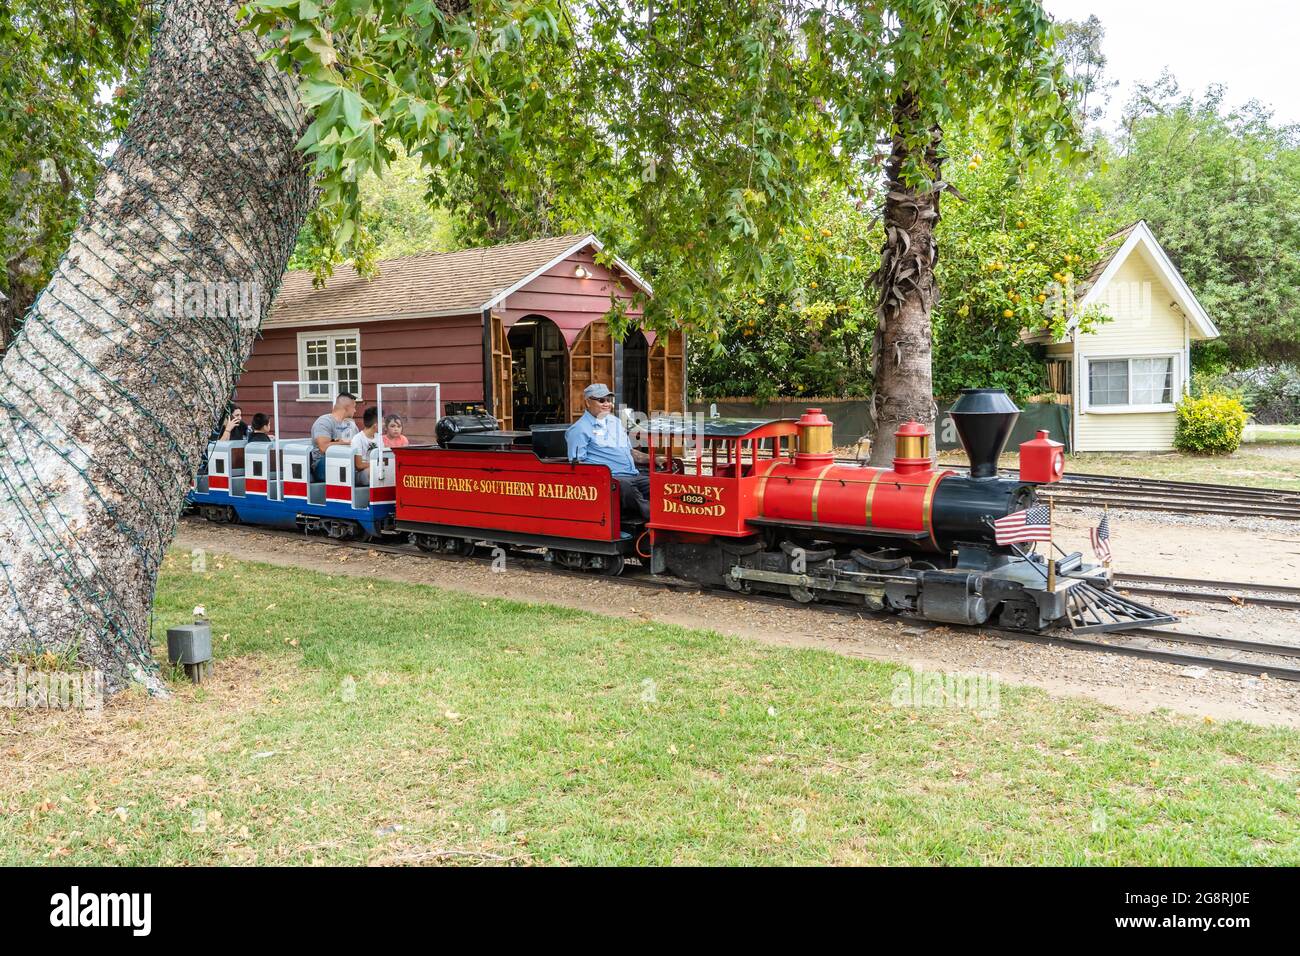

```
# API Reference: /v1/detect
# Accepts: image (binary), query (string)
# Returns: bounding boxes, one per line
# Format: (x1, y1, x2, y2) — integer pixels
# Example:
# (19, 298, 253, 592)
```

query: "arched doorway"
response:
(622, 329, 649, 415)
(507, 315, 569, 427)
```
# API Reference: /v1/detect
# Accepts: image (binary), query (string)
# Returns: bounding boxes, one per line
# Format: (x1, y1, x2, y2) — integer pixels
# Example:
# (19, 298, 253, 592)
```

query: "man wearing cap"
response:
(566, 383, 651, 520)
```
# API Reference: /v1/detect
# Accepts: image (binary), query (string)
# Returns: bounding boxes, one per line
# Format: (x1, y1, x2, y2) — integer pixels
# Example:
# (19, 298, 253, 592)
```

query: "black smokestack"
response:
(948, 388, 1020, 479)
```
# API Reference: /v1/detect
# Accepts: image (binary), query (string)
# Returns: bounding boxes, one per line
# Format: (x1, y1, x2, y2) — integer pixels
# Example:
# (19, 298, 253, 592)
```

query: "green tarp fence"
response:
(686, 398, 1071, 452)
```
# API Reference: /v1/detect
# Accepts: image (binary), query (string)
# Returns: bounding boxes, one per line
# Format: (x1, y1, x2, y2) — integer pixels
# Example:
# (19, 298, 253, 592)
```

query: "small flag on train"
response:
(993, 503, 1052, 546)
(1091, 512, 1112, 563)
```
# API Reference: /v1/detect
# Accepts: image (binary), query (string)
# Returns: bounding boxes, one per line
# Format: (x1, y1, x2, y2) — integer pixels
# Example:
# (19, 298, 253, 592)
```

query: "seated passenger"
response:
(351, 407, 380, 486)
(382, 413, 410, 448)
(218, 404, 250, 442)
(310, 392, 358, 482)
(565, 383, 650, 520)
(246, 412, 274, 443)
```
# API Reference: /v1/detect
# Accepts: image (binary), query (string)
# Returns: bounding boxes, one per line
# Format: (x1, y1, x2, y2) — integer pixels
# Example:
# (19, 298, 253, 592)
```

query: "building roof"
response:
(264, 233, 652, 329)
(1021, 220, 1219, 344)
(1075, 221, 1140, 301)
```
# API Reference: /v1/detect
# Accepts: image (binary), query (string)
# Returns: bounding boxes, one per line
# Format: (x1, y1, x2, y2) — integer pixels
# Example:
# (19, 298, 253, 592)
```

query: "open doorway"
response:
(623, 328, 649, 416)
(508, 315, 569, 427)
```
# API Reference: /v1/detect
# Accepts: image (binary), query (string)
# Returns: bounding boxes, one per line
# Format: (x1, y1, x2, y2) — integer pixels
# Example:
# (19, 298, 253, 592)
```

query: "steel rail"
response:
(1115, 573, 1300, 597)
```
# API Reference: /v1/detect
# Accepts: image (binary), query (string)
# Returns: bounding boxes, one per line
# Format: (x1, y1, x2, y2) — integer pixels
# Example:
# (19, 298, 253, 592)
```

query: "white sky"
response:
(1042, 0, 1300, 132)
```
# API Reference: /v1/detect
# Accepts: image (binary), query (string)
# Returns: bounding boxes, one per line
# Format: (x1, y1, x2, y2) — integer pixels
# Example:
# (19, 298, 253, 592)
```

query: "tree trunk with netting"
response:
(868, 92, 942, 467)
(0, 0, 312, 691)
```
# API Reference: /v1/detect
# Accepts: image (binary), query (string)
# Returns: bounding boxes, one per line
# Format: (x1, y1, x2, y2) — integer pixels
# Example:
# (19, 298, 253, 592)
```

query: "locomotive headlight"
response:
(1053, 453, 1064, 477)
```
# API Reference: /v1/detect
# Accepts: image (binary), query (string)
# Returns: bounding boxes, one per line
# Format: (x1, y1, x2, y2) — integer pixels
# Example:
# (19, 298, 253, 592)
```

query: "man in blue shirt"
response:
(566, 383, 651, 519)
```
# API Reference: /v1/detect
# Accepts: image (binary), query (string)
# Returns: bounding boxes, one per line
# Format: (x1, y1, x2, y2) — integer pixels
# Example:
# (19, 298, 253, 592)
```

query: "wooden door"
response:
(490, 313, 513, 430)
(647, 328, 686, 416)
(568, 319, 616, 422)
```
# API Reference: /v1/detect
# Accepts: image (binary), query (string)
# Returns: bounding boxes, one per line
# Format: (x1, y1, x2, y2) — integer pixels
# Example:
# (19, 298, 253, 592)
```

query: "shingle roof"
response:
(264, 233, 595, 329)
(1075, 221, 1139, 300)
(1020, 219, 1218, 343)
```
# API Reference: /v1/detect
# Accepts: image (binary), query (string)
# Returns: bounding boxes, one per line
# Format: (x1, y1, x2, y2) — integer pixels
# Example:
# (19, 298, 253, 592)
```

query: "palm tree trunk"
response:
(868, 91, 941, 466)
(0, 0, 312, 690)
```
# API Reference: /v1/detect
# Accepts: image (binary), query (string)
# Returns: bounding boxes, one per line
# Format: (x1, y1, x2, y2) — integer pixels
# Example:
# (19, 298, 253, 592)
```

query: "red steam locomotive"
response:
(392, 389, 1173, 634)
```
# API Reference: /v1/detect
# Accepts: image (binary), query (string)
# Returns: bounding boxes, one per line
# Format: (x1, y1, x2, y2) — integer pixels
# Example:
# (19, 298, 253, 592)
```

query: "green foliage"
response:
(245, 0, 1083, 346)
(1098, 74, 1300, 368)
(0, 0, 151, 342)
(690, 124, 1116, 405)
(1195, 365, 1300, 425)
(1174, 392, 1248, 455)
(688, 189, 880, 401)
(931, 131, 1116, 403)
(1057, 15, 1117, 126)
(289, 151, 459, 282)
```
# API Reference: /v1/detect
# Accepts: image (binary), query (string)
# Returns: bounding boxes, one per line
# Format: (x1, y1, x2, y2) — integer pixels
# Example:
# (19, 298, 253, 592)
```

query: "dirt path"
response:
(175, 520, 1300, 729)
(1053, 507, 1300, 586)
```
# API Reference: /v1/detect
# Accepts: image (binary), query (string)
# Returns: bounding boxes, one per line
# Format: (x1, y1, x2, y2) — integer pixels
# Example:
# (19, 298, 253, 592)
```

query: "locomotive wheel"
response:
(458, 538, 478, 557)
(224, 506, 240, 524)
(413, 534, 438, 553)
(789, 584, 816, 604)
(600, 554, 625, 577)
(724, 570, 752, 594)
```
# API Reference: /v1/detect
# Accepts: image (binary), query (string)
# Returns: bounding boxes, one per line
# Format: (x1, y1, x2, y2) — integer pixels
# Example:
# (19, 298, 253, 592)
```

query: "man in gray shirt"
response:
(310, 392, 358, 481)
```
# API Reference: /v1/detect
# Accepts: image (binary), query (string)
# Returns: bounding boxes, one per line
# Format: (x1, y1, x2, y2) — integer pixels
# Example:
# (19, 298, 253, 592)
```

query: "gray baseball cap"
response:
(583, 383, 614, 400)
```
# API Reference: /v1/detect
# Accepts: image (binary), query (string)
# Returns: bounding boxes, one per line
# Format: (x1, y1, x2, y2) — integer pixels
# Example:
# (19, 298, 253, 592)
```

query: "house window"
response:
(298, 330, 361, 400)
(1087, 356, 1176, 410)
(1131, 357, 1174, 405)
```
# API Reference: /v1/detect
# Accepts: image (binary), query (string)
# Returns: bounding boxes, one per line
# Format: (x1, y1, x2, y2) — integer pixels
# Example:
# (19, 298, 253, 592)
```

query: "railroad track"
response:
(1113, 573, 1300, 612)
(181, 518, 1300, 683)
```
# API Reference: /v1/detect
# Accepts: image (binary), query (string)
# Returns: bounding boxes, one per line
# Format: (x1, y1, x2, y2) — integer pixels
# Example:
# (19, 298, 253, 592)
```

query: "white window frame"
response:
(1080, 352, 1181, 414)
(296, 329, 362, 402)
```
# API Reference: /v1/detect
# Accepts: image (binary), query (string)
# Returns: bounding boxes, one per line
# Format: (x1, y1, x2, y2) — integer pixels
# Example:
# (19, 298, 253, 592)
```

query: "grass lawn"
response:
(2, 551, 1297, 865)
(1253, 423, 1300, 444)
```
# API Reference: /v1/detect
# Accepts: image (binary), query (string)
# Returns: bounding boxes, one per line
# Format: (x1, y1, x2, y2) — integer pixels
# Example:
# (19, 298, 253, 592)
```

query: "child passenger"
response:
(351, 407, 381, 486)
(382, 414, 410, 448)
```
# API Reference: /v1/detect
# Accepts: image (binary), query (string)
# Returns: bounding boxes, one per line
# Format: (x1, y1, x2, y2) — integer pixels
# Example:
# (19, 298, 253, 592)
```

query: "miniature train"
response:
(188, 387, 1174, 634)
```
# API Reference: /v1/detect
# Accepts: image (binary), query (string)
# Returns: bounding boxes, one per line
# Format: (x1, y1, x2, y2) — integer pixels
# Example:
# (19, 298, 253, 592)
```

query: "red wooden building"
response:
(235, 234, 685, 434)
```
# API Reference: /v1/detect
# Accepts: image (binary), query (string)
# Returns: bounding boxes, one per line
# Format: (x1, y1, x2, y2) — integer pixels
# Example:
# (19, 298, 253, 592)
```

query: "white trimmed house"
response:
(1023, 221, 1220, 452)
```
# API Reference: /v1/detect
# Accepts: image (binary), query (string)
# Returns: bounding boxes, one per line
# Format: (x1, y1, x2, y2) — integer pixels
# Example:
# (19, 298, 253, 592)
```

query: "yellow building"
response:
(1023, 221, 1219, 452)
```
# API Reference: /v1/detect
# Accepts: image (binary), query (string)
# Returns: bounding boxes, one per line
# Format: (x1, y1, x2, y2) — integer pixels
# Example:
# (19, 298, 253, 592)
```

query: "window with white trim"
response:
(1086, 356, 1175, 409)
(297, 330, 361, 400)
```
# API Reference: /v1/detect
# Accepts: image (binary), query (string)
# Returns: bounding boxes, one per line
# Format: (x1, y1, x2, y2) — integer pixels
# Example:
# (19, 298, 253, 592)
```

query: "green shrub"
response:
(1175, 393, 1248, 455)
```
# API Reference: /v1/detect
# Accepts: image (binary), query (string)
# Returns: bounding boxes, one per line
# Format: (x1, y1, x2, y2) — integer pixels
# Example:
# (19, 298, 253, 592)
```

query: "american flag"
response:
(1090, 512, 1112, 563)
(994, 503, 1052, 545)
